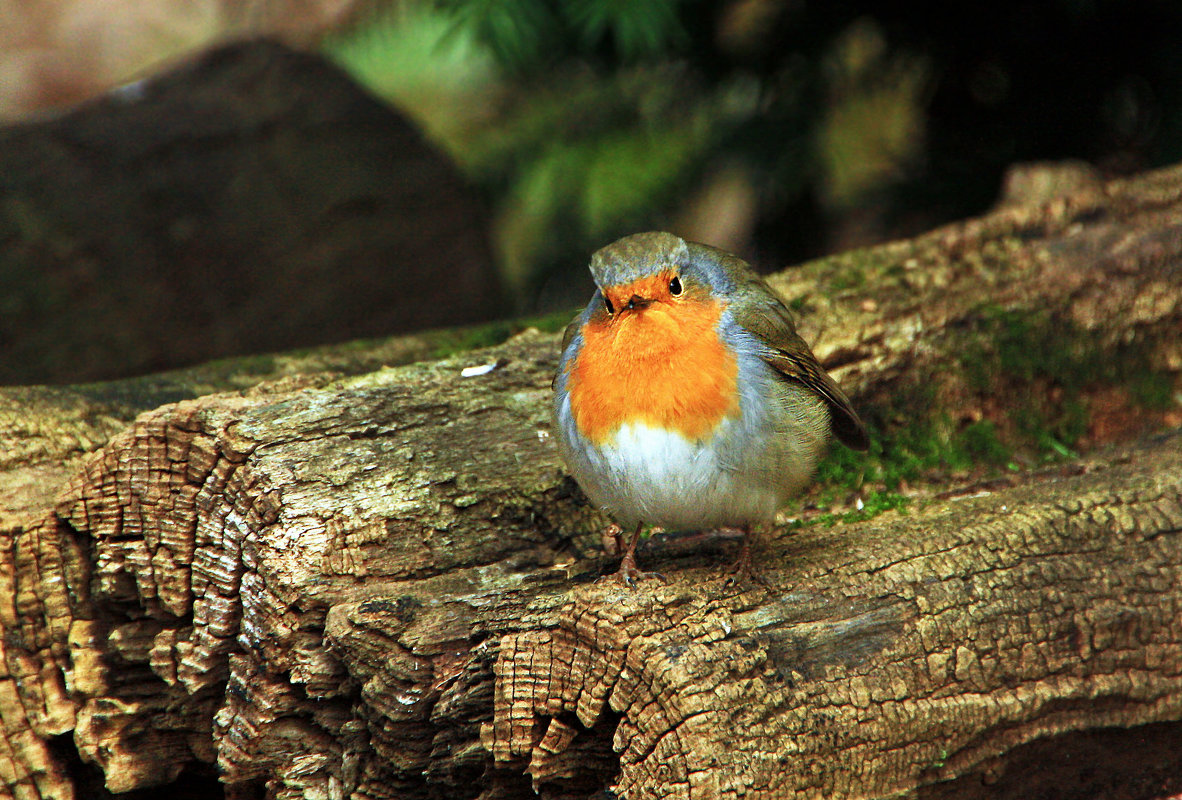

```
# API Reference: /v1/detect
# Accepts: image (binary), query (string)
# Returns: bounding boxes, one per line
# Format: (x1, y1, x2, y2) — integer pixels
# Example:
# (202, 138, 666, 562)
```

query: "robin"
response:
(553, 231, 869, 582)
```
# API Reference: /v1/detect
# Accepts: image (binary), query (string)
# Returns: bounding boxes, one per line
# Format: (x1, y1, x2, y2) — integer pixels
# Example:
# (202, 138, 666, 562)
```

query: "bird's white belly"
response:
(576, 421, 781, 530)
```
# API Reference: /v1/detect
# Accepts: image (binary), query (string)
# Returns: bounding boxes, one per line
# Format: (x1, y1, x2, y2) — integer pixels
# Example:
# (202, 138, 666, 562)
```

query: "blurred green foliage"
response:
(324, 0, 1182, 309)
(322, 1, 928, 304)
(442, 0, 691, 68)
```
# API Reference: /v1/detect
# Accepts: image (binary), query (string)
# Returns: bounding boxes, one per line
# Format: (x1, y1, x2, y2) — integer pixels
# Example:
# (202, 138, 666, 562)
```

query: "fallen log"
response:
(0, 161, 1180, 800)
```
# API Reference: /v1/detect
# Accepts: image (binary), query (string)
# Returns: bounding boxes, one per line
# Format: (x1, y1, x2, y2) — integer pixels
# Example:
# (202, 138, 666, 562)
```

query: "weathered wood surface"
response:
(1, 162, 1181, 800)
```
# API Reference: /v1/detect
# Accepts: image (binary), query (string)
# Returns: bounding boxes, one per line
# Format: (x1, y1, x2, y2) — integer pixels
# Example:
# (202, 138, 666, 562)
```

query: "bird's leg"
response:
(611, 521, 656, 586)
(724, 525, 769, 588)
(601, 522, 624, 556)
(725, 526, 752, 581)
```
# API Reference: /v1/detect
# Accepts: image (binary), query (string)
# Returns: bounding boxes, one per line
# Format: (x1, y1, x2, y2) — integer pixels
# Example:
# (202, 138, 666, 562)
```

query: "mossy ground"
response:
(798, 303, 1180, 525)
(426, 309, 575, 360)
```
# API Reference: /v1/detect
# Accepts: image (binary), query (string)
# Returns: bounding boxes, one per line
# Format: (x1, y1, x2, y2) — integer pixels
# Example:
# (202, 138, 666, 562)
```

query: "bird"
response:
(552, 231, 869, 583)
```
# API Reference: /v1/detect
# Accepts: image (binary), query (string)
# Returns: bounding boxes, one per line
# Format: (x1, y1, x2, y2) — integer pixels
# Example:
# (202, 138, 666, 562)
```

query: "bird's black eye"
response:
(669, 276, 683, 296)
(603, 295, 615, 314)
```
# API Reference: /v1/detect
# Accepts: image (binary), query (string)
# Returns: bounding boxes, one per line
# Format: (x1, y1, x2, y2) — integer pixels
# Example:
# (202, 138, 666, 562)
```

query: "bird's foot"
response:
(604, 546, 664, 587)
(722, 531, 770, 589)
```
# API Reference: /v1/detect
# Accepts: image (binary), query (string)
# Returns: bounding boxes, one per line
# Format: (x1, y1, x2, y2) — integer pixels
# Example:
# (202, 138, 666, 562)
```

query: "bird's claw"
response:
(604, 546, 665, 586)
(721, 536, 770, 589)
(613, 567, 667, 587)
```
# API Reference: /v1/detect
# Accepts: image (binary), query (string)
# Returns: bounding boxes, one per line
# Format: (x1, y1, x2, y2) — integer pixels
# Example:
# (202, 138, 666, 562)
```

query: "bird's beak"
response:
(624, 294, 651, 311)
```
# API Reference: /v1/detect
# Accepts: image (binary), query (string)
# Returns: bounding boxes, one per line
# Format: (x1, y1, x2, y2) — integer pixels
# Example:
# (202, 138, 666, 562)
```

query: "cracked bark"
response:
(0, 162, 1180, 800)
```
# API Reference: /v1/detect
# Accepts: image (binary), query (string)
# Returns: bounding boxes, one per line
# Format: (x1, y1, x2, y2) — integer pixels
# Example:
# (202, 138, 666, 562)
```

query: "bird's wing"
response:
(733, 281, 870, 451)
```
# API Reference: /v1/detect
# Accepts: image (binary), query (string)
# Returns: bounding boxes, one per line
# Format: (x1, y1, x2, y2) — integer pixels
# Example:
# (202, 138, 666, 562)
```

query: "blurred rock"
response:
(0, 39, 501, 384)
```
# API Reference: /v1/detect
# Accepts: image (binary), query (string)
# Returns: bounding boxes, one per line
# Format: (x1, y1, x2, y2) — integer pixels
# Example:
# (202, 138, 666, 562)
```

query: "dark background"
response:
(2, 0, 1180, 384)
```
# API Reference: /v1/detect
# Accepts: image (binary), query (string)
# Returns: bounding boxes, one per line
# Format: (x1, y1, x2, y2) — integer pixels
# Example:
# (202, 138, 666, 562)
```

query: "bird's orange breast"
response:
(567, 294, 739, 444)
